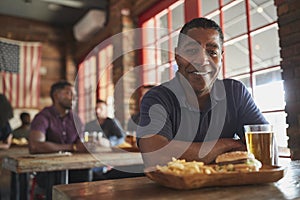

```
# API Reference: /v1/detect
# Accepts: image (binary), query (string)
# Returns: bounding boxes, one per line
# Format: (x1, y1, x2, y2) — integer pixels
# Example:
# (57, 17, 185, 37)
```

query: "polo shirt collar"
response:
(49, 105, 72, 119)
(163, 72, 226, 111)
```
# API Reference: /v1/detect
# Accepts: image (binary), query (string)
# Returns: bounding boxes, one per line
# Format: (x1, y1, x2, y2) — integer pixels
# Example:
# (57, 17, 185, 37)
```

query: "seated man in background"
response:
(85, 99, 125, 146)
(0, 94, 13, 149)
(127, 85, 155, 133)
(29, 80, 89, 192)
(12, 112, 31, 140)
(85, 99, 144, 180)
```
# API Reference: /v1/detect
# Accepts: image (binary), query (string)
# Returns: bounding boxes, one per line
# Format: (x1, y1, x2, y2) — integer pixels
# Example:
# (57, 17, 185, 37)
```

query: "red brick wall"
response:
(275, 0, 300, 159)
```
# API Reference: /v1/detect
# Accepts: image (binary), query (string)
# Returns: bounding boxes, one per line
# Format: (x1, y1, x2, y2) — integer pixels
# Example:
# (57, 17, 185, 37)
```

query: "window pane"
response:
(172, 3, 184, 31)
(143, 46, 156, 65)
(224, 37, 249, 77)
(157, 64, 170, 83)
(142, 19, 155, 45)
(83, 56, 97, 122)
(255, 69, 282, 85)
(223, 0, 234, 5)
(143, 64, 157, 85)
(201, 0, 218, 16)
(252, 26, 280, 71)
(250, 0, 277, 30)
(223, 1, 247, 40)
(98, 45, 113, 102)
(254, 70, 285, 111)
(159, 40, 169, 65)
(263, 111, 288, 147)
(170, 32, 178, 61)
(158, 13, 168, 37)
(235, 75, 251, 89)
(210, 14, 220, 26)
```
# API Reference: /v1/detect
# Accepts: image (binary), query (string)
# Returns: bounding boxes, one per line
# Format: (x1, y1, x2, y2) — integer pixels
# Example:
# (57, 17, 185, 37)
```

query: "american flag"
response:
(0, 37, 42, 108)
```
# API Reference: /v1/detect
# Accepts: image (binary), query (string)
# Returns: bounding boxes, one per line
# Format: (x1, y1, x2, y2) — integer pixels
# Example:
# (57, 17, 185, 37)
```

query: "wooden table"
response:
(53, 159, 300, 200)
(1, 147, 143, 200)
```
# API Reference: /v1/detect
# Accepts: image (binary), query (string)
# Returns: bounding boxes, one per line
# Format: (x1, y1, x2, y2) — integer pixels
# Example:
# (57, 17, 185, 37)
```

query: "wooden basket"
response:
(145, 165, 286, 190)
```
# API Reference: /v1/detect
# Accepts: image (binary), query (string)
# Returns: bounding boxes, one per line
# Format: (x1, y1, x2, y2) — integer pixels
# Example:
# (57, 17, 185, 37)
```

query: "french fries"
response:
(156, 157, 217, 175)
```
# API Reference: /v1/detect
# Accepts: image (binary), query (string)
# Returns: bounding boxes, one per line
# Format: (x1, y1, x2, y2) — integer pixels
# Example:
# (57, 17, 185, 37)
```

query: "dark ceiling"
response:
(0, 0, 108, 27)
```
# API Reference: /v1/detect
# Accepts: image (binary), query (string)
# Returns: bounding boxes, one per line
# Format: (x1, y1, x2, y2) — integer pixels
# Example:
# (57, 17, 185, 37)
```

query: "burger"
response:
(215, 151, 262, 172)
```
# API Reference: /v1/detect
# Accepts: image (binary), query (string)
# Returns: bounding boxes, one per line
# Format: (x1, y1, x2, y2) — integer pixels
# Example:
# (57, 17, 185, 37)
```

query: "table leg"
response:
(10, 172, 29, 200)
(45, 170, 68, 200)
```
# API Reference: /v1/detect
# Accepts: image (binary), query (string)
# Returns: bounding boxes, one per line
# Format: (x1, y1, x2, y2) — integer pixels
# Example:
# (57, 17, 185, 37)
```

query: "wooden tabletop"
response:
(53, 159, 300, 200)
(1, 147, 143, 173)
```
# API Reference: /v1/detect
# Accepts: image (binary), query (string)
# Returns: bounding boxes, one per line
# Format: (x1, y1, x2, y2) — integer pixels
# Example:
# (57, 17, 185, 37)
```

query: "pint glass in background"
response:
(244, 124, 274, 166)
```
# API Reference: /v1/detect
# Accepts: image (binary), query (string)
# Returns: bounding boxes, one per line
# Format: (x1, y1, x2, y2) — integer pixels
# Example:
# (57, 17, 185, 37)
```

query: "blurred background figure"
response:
(127, 85, 155, 132)
(12, 112, 31, 140)
(0, 94, 13, 149)
(85, 99, 125, 146)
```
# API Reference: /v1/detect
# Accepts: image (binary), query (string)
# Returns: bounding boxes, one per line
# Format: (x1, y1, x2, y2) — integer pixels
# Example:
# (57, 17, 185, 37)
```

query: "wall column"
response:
(275, 0, 300, 160)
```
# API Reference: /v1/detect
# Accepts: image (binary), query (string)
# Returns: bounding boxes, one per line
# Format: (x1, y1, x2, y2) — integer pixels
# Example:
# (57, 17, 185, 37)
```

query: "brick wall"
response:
(275, 0, 300, 160)
(0, 15, 75, 109)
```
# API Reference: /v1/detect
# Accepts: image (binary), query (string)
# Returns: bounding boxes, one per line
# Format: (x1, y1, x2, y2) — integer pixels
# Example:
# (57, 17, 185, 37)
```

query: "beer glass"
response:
(244, 124, 274, 165)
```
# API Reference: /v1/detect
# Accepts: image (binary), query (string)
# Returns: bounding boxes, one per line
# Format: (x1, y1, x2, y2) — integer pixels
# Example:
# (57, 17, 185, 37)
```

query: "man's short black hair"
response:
(20, 112, 30, 120)
(177, 17, 224, 47)
(50, 80, 72, 101)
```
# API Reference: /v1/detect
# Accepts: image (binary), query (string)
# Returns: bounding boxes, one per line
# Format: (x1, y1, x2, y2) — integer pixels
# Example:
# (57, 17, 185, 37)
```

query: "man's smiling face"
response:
(175, 27, 222, 97)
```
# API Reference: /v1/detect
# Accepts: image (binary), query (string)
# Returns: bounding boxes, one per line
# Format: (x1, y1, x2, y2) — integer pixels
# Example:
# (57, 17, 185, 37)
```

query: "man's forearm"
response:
(29, 141, 72, 154)
(177, 138, 246, 164)
(139, 136, 246, 167)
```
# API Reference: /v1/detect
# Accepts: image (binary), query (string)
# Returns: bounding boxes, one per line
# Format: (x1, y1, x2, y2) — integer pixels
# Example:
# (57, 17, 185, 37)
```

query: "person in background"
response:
(29, 80, 89, 192)
(137, 17, 270, 167)
(85, 99, 125, 146)
(0, 94, 13, 149)
(85, 99, 144, 181)
(12, 112, 31, 140)
(127, 85, 155, 132)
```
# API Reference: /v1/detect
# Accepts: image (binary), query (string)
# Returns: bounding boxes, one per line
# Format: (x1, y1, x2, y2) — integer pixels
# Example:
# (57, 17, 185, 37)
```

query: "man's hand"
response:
(74, 142, 89, 153)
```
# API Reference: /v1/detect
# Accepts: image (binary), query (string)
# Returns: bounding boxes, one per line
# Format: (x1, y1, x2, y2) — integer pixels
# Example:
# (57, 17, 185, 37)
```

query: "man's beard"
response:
(61, 102, 72, 110)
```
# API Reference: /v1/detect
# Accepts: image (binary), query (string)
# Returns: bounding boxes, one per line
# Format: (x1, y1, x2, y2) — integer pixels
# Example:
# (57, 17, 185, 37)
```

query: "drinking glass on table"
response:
(244, 124, 276, 166)
(126, 131, 137, 147)
(96, 132, 111, 147)
(84, 131, 98, 151)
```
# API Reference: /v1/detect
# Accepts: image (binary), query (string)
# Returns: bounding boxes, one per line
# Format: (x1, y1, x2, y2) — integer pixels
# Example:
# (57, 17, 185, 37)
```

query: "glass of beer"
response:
(244, 124, 274, 166)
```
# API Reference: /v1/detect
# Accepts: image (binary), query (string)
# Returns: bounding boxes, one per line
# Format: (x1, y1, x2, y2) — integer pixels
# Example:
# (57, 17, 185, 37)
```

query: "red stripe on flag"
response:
(23, 45, 27, 108)
(36, 45, 42, 107)
(29, 45, 34, 107)
(16, 64, 20, 108)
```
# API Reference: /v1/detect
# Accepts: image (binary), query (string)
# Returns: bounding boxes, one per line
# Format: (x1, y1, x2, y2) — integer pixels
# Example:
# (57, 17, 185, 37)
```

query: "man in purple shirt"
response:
(29, 81, 89, 196)
(29, 80, 87, 153)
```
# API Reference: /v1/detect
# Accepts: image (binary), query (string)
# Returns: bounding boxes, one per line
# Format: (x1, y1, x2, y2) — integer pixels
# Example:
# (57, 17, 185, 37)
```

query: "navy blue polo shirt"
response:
(137, 73, 268, 144)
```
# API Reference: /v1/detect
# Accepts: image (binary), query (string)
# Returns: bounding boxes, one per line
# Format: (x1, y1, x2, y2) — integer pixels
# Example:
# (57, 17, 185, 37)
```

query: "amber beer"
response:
(244, 124, 274, 166)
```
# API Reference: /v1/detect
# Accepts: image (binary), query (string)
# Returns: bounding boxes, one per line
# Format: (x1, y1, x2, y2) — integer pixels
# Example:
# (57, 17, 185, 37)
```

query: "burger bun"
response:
(215, 151, 262, 172)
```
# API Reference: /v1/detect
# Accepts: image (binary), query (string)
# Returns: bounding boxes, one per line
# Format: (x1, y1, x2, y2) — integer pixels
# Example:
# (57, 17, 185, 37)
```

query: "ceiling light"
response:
(257, 7, 263, 13)
(42, 0, 84, 8)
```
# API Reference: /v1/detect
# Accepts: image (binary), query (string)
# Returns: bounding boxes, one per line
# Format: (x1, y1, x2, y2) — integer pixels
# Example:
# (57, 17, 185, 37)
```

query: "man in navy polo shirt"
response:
(137, 18, 268, 167)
